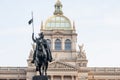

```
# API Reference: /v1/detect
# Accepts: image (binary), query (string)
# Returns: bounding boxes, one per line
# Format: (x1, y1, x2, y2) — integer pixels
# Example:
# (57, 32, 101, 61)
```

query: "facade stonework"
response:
(0, 0, 120, 80)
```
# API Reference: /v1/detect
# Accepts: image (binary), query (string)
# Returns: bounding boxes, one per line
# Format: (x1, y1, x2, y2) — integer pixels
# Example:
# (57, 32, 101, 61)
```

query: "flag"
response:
(28, 18, 33, 25)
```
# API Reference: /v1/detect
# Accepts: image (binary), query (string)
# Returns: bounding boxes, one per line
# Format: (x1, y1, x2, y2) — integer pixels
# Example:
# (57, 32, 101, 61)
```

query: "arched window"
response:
(46, 39, 51, 48)
(55, 39, 61, 50)
(65, 39, 71, 50)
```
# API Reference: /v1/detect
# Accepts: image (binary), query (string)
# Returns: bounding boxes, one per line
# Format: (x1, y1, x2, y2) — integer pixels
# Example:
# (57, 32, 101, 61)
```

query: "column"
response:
(72, 76, 74, 80)
(52, 38, 55, 50)
(51, 75, 53, 80)
(72, 35, 76, 51)
(62, 38, 64, 50)
(61, 75, 64, 80)
(76, 76, 79, 80)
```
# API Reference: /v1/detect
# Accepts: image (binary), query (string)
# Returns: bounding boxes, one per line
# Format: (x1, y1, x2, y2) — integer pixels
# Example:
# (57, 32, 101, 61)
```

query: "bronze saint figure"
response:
(31, 32, 52, 75)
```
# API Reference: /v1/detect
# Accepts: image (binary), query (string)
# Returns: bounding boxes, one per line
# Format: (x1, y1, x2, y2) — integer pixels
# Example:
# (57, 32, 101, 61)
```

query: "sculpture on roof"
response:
(78, 44, 86, 59)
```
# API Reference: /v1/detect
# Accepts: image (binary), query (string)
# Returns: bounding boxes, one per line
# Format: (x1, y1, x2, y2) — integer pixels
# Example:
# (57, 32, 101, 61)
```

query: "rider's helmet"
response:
(39, 32, 44, 39)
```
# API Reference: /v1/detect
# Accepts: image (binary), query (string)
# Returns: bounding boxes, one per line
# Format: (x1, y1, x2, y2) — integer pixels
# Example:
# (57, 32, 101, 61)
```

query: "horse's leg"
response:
(42, 63, 45, 75)
(39, 66, 41, 75)
(42, 65, 44, 75)
(45, 61, 48, 76)
(37, 63, 41, 75)
(40, 64, 42, 75)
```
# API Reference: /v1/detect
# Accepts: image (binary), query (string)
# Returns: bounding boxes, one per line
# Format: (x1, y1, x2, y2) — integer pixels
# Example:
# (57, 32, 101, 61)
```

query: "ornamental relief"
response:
(48, 61, 76, 70)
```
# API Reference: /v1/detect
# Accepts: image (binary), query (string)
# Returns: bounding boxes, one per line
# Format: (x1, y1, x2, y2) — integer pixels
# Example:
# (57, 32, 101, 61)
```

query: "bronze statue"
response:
(31, 32, 52, 75)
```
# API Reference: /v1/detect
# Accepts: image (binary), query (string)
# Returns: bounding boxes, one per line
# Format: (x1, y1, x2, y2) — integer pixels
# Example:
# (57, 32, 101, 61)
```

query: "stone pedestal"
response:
(32, 75, 48, 80)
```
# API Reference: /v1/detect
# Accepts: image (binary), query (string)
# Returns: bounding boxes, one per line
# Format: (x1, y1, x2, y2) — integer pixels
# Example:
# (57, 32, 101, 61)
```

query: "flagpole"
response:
(31, 11, 34, 33)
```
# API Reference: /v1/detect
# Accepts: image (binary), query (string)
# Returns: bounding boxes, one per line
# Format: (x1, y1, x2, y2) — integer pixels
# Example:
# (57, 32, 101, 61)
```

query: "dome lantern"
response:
(43, 0, 73, 30)
(54, 0, 63, 15)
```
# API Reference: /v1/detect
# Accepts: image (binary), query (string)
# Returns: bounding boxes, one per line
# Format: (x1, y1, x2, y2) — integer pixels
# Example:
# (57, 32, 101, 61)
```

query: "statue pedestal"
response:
(32, 75, 48, 80)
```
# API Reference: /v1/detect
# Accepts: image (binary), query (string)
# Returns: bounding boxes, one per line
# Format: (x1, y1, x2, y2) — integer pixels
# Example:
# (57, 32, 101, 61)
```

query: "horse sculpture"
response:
(35, 39, 48, 75)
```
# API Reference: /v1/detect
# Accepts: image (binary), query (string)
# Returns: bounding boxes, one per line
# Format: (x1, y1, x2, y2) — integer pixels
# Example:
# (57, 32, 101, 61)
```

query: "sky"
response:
(0, 0, 120, 67)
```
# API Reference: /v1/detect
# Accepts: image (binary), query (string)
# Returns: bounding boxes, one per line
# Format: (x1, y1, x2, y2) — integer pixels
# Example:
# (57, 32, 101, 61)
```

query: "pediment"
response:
(48, 61, 77, 71)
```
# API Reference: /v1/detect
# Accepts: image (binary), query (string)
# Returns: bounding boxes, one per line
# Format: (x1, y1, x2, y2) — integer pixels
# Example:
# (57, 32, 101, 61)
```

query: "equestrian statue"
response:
(31, 32, 52, 76)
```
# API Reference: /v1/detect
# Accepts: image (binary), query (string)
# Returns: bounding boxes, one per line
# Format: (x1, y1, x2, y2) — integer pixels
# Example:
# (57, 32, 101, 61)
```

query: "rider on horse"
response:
(31, 32, 52, 67)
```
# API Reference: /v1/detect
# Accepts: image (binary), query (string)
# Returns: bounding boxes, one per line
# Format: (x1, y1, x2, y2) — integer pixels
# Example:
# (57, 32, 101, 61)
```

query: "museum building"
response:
(0, 0, 120, 80)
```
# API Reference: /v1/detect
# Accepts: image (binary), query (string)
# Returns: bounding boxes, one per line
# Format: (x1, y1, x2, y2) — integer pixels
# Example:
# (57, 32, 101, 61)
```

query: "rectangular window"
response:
(47, 23, 51, 27)
(51, 23, 55, 27)
(56, 17, 60, 21)
(61, 23, 64, 27)
(64, 76, 72, 80)
(56, 23, 60, 27)
(54, 76, 61, 80)
(65, 23, 70, 27)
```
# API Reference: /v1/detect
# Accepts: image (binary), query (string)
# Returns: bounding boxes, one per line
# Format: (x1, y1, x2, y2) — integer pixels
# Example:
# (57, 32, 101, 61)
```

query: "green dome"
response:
(44, 15, 72, 30)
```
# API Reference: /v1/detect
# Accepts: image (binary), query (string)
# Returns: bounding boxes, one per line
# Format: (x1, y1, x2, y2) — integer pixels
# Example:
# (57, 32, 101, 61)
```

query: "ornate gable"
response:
(48, 61, 77, 71)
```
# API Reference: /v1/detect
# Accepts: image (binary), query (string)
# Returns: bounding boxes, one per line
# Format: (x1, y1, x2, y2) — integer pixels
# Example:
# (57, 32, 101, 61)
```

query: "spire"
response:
(54, 0, 63, 15)
(40, 21, 43, 30)
(73, 21, 76, 31)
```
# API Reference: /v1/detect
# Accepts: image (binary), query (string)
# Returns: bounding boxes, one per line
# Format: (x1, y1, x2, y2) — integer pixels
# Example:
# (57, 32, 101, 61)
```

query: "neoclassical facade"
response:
(0, 0, 120, 80)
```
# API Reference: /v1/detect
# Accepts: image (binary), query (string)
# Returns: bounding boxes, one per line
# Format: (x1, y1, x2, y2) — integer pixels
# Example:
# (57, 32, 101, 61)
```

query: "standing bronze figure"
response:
(31, 32, 52, 75)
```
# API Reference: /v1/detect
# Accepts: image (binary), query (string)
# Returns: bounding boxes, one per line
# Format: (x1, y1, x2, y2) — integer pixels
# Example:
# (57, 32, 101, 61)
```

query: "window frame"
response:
(65, 39, 71, 50)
